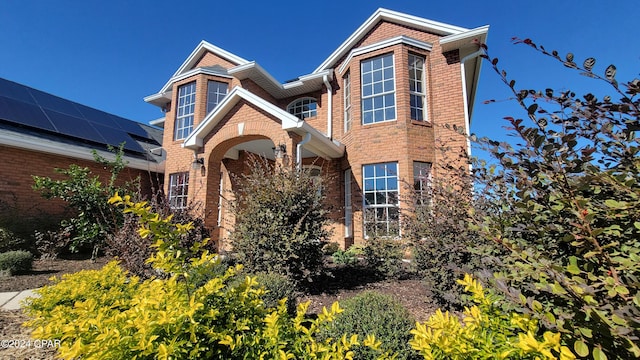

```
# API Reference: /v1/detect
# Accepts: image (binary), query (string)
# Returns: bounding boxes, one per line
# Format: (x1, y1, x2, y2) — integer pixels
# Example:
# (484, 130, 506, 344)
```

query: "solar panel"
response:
(0, 77, 159, 157)
(0, 96, 57, 132)
(75, 103, 121, 129)
(89, 121, 145, 153)
(30, 88, 85, 118)
(0, 78, 37, 104)
(110, 114, 150, 138)
(44, 109, 106, 144)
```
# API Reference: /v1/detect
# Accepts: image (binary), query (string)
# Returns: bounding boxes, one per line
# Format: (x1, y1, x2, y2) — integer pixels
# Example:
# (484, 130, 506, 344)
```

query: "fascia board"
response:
(440, 25, 489, 52)
(0, 131, 164, 172)
(229, 63, 331, 96)
(284, 121, 345, 159)
(314, 8, 467, 73)
(337, 36, 433, 74)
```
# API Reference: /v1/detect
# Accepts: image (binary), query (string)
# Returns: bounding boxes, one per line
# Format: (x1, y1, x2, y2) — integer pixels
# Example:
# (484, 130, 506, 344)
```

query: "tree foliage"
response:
(474, 39, 640, 359)
(32, 145, 133, 258)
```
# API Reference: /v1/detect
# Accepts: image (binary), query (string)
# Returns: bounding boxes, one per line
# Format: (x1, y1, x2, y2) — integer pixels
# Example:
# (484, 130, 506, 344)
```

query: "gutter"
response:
(323, 74, 333, 140)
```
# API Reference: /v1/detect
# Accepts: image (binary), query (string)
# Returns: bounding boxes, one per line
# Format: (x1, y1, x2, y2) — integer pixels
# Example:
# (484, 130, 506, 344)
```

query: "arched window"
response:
(287, 98, 317, 119)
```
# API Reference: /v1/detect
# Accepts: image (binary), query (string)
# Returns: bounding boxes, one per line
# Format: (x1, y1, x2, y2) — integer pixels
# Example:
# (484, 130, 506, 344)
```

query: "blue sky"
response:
(1, 0, 638, 158)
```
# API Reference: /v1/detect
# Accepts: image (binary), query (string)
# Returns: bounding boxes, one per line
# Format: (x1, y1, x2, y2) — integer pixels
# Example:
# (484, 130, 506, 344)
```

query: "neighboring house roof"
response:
(183, 86, 345, 159)
(0, 77, 164, 172)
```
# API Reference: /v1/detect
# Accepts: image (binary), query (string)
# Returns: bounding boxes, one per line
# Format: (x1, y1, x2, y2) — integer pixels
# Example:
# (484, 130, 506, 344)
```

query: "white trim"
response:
(440, 25, 490, 52)
(172, 40, 249, 79)
(0, 130, 163, 172)
(228, 62, 333, 97)
(145, 41, 248, 106)
(315, 8, 467, 73)
(338, 36, 432, 74)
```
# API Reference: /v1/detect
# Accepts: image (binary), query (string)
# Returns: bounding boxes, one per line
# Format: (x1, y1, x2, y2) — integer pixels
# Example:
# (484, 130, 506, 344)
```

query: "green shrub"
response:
(229, 156, 331, 284)
(0, 228, 28, 253)
(332, 245, 363, 266)
(0, 250, 34, 275)
(319, 291, 419, 360)
(253, 271, 298, 316)
(25, 195, 392, 360)
(363, 237, 404, 278)
(322, 241, 340, 255)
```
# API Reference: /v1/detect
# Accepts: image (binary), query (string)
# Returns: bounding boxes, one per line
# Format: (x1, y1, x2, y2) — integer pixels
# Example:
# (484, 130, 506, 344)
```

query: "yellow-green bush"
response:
(25, 195, 392, 360)
(410, 274, 575, 360)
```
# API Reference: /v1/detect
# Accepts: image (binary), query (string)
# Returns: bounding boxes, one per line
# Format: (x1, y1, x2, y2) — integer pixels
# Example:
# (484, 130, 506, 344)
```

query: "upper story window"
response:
(287, 98, 317, 119)
(363, 162, 399, 237)
(206, 80, 228, 113)
(174, 82, 196, 141)
(361, 54, 395, 125)
(409, 54, 427, 121)
(343, 71, 352, 132)
(168, 172, 189, 209)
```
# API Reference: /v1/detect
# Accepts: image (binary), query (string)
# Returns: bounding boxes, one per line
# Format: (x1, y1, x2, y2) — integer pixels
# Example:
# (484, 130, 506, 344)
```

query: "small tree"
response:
(229, 156, 331, 284)
(33, 145, 133, 259)
(475, 40, 640, 359)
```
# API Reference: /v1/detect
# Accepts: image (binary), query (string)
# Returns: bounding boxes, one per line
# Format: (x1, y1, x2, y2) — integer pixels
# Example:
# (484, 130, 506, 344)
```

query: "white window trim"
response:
(344, 169, 353, 237)
(409, 53, 427, 122)
(361, 53, 397, 125)
(343, 71, 352, 133)
(168, 172, 189, 209)
(206, 80, 229, 114)
(174, 82, 196, 141)
(362, 162, 401, 238)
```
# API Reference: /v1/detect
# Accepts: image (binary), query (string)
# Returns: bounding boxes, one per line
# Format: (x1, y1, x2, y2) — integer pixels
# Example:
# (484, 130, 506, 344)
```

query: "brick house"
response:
(0, 77, 164, 228)
(145, 8, 488, 249)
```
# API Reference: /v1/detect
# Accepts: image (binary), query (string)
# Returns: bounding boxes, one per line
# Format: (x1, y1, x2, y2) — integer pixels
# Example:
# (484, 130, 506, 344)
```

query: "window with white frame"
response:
(168, 172, 189, 209)
(174, 82, 196, 140)
(287, 98, 317, 119)
(409, 54, 427, 121)
(206, 80, 228, 113)
(363, 162, 399, 237)
(343, 71, 352, 132)
(361, 54, 395, 124)
(344, 169, 353, 237)
(413, 161, 432, 204)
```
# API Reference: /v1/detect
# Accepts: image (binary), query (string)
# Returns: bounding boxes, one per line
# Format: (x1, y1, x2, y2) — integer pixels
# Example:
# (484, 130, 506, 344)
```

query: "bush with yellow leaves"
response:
(24, 194, 393, 360)
(410, 274, 576, 360)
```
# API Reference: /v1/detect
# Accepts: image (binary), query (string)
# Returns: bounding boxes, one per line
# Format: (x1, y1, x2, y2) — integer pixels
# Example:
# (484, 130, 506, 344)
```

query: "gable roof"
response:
(0, 77, 164, 171)
(183, 86, 344, 159)
(314, 8, 487, 72)
(144, 41, 250, 107)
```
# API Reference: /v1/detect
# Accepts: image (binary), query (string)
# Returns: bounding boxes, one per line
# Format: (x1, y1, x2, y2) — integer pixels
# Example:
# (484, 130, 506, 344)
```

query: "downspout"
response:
(459, 50, 483, 160)
(323, 74, 333, 140)
(296, 132, 312, 170)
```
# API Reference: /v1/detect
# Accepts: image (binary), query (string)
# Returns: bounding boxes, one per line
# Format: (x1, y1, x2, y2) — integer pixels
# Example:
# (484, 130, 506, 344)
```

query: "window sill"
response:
(411, 120, 432, 127)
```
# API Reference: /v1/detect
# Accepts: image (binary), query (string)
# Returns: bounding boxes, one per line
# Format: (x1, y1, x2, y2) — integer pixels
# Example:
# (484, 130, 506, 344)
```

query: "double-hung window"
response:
(409, 54, 427, 121)
(413, 161, 432, 204)
(361, 54, 395, 124)
(206, 80, 228, 113)
(168, 172, 189, 209)
(174, 82, 196, 140)
(363, 162, 399, 237)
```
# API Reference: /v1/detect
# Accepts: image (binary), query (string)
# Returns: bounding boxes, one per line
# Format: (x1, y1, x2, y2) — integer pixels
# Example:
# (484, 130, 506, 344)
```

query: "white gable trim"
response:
(145, 41, 249, 106)
(172, 40, 249, 79)
(315, 8, 468, 73)
(440, 25, 490, 52)
(337, 35, 432, 74)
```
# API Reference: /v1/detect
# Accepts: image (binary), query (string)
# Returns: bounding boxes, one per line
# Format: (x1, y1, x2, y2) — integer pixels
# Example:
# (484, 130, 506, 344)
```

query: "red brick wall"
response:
(0, 145, 161, 225)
